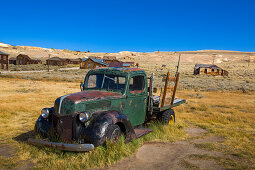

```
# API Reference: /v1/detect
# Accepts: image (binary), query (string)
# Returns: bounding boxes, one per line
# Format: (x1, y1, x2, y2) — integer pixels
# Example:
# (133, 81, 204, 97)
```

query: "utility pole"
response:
(212, 54, 216, 65)
(48, 54, 50, 72)
(248, 53, 250, 67)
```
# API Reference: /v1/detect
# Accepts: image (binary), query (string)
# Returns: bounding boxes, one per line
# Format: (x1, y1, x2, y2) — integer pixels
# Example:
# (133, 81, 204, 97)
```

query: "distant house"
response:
(109, 61, 123, 67)
(16, 54, 31, 65)
(80, 58, 108, 69)
(194, 64, 228, 76)
(123, 62, 135, 68)
(15, 54, 41, 65)
(69, 58, 82, 65)
(9, 57, 17, 65)
(0, 51, 9, 70)
(108, 61, 135, 68)
(103, 56, 118, 64)
(46, 57, 67, 66)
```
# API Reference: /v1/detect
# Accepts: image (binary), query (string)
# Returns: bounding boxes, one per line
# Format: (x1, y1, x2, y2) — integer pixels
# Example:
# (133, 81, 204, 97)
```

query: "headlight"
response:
(79, 112, 89, 123)
(41, 108, 49, 119)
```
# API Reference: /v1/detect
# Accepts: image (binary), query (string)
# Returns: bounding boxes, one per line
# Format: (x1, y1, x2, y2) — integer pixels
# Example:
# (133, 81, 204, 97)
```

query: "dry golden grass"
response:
(175, 90, 255, 169)
(0, 77, 254, 169)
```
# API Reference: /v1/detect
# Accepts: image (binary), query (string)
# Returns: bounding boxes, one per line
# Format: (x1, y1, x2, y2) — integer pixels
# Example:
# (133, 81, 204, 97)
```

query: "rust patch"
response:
(66, 90, 122, 103)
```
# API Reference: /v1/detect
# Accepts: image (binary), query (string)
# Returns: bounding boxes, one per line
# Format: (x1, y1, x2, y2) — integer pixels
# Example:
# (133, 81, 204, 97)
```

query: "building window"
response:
(204, 69, 207, 74)
(88, 63, 90, 68)
(212, 69, 214, 72)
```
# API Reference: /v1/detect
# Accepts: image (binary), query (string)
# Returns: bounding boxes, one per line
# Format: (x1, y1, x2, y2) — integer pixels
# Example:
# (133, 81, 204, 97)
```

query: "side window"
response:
(129, 75, 145, 94)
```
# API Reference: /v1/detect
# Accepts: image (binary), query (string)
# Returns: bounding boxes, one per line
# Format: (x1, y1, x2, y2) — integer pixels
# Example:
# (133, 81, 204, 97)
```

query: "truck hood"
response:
(54, 90, 122, 115)
(64, 90, 122, 103)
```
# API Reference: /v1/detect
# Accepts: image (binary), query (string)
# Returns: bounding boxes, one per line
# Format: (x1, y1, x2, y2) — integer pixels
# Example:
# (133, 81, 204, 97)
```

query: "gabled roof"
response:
(82, 58, 108, 66)
(195, 64, 221, 69)
(0, 51, 9, 55)
(17, 54, 31, 59)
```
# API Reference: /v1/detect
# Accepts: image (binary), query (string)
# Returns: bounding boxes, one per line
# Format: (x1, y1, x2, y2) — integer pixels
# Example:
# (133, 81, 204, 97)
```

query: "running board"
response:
(134, 128, 153, 138)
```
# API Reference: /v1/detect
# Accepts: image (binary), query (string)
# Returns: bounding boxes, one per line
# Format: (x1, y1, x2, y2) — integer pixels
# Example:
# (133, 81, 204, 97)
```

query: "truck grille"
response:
(52, 114, 73, 142)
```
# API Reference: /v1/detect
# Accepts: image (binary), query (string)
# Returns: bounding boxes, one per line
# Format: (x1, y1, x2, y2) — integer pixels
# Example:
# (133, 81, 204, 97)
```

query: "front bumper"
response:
(28, 138, 94, 152)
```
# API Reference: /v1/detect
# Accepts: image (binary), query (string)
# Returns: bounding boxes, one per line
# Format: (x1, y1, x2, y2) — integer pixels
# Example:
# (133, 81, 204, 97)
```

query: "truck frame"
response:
(28, 67, 185, 151)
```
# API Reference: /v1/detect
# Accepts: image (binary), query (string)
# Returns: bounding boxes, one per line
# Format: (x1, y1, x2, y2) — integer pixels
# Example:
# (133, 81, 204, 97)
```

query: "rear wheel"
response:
(158, 109, 175, 125)
(106, 124, 121, 143)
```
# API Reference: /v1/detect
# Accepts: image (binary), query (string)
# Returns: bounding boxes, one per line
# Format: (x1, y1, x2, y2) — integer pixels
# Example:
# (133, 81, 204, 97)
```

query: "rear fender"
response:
(84, 110, 136, 146)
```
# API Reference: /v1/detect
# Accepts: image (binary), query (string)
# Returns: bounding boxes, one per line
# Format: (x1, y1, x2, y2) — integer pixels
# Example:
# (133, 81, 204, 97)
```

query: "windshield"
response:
(85, 74, 126, 94)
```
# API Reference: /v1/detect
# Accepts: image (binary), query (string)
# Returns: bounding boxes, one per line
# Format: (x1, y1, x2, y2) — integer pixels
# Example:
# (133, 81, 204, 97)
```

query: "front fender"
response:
(34, 115, 52, 138)
(84, 110, 136, 146)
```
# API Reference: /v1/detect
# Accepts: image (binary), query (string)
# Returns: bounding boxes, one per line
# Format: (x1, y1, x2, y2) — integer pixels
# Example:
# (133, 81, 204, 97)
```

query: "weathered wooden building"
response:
(80, 58, 108, 69)
(46, 57, 68, 66)
(0, 51, 9, 70)
(16, 54, 31, 65)
(194, 64, 228, 76)
(103, 56, 118, 64)
(108, 61, 135, 68)
(15, 54, 42, 65)
(9, 57, 17, 65)
(123, 62, 135, 68)
(69, 58, 81, 65)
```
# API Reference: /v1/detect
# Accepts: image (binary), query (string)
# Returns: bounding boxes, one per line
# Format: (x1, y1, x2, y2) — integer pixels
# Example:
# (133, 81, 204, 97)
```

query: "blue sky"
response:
(1, 0, 255, 52)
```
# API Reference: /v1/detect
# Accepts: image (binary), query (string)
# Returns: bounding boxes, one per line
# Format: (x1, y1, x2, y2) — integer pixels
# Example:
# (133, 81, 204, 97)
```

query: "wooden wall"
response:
(0, 54, 8, 70)
(80, 59, 104, 69)
(198, 68, 228, 76)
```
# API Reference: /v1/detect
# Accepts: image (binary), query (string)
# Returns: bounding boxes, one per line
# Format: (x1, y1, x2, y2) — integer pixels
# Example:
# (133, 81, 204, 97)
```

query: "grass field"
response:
(2, 61, 255, 91)
(0, 77, 255, 169)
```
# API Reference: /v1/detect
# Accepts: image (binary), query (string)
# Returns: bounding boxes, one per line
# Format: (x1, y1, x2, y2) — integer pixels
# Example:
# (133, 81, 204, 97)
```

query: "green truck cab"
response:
(28, 67, 185, 151)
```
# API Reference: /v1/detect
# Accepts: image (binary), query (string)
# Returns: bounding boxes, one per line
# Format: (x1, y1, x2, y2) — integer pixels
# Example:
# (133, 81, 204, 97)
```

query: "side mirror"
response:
(80, 82, 84, 91)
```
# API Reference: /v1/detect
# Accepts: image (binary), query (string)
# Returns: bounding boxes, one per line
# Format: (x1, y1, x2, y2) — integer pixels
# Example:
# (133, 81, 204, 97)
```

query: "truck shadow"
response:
(13, 130, 34, 142)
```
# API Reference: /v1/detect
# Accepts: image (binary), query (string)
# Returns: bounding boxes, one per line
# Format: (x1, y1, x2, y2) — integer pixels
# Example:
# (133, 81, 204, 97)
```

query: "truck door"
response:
(125, 74, 147, 126)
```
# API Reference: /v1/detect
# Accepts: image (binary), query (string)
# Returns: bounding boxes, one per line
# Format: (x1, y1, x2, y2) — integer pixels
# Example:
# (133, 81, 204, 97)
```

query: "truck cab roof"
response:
(88, 67, 146, 76)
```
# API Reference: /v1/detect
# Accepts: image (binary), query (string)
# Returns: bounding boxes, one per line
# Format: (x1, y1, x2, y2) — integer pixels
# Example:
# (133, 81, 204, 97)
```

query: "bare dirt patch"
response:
(0, 144, 16, 158)
(192, 135, 225, 144)
(103, 127, 225, 170)
(184, 127, 207, 137)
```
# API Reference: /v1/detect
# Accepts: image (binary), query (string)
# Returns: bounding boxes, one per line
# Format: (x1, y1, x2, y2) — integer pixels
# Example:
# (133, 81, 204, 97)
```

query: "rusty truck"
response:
(28, 67, 185, 151)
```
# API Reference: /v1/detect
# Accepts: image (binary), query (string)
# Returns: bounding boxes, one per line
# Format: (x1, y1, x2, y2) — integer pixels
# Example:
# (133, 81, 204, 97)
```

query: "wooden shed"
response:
(194, 64, 228, 76)
(0, 51, 9, 70)
(46, 57, 67, 66)
(9, 57, 17, 65)
(69, 58, 81, 65)
(16, 54, 31, 65)
(80, 58, 108, 69)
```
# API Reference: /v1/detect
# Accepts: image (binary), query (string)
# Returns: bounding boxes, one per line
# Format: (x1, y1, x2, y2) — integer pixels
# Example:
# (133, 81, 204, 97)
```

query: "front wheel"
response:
(158, 109, 175, 125)
(105, 124, 121, 143)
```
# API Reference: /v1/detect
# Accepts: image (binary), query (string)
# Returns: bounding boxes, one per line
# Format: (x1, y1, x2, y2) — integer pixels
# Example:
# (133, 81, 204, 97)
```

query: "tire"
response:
(105, 124, 121, 143)
(158, 109, 175, 125)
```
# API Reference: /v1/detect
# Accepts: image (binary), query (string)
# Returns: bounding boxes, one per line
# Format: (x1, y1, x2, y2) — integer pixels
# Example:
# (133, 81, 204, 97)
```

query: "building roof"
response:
(0, 51, 9, 55)
(195, 64, 221, 69)
(82, 58, 108, 66)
